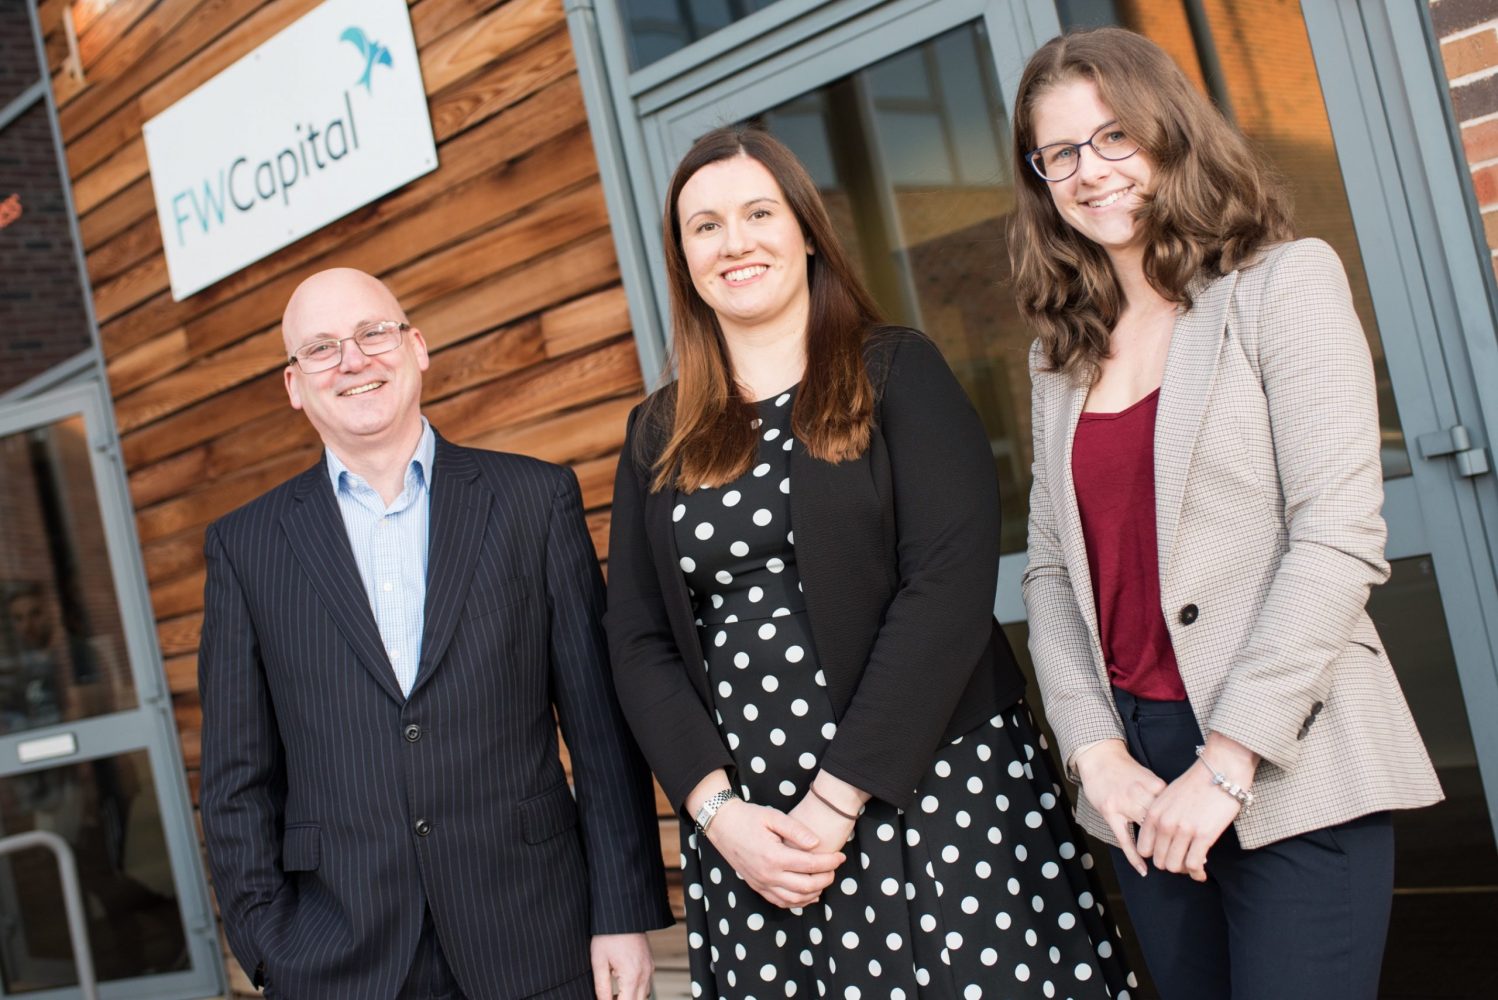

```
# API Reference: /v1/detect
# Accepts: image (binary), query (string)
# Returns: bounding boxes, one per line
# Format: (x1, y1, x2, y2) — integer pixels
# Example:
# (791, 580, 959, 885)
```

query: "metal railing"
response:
(0, 830, 98, 999)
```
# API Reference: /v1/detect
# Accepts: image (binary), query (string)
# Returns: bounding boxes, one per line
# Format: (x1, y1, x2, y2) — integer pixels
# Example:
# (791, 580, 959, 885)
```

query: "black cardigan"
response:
(603, 328, 1025, 811)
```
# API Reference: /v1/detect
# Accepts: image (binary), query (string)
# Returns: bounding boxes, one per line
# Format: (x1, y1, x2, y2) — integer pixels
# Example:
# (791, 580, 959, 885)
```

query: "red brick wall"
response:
(1433, 0, 1498, 278)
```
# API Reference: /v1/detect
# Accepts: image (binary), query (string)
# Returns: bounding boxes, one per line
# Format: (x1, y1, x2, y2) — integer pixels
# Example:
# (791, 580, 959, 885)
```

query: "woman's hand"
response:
(1074, 739, 1167, 876)
(706, 799, 845, 909)
(1136, 732, 1259, 882)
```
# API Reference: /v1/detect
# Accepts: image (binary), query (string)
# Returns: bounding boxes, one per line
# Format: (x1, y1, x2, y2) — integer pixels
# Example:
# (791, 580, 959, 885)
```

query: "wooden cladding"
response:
(44, 0, 650, 802)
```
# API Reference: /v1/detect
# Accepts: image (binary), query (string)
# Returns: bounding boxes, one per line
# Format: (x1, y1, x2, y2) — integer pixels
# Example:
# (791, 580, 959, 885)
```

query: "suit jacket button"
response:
(414, 818, 432, 837)
(1311, 701, 1324, 716)
(404, 723, 421, 742)
(1179, 604, 1199, 625)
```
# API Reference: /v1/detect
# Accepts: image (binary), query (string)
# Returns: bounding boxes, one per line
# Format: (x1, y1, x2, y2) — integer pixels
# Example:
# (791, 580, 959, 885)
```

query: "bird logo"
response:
(340, 27, 394, 93)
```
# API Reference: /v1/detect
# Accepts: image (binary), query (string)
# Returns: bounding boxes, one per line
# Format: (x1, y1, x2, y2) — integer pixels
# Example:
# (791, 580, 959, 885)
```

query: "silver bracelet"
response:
(1194, 746, 1254, 811)
(694, 788, 737, 835)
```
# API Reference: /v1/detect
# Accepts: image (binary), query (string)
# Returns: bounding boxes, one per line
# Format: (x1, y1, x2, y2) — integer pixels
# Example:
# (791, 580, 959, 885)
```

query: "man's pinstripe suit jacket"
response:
(198, 433, 672, 1000)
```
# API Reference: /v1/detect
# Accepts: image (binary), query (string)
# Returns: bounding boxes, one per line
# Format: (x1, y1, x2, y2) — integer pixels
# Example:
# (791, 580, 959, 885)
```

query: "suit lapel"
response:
(1050, 376, 1101, 650)
(412, 436, 490, 696)
(282, 461, 406, 704)
(1154, 271, 1237, 577)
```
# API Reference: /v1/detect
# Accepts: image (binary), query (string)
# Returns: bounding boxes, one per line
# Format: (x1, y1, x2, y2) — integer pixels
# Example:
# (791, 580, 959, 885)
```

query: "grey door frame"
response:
(0, 383, 224, 1000)
(569, 0, 1498, 835)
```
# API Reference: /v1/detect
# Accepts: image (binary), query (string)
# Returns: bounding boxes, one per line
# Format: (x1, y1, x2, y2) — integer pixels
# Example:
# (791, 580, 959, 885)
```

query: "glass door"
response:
(623, 0, 1498, 994)
(0, 384, 222, 999)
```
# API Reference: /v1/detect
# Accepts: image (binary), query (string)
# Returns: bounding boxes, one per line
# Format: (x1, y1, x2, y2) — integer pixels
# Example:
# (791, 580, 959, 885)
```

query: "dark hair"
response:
(1009, 27, 1295, 380)
(645, 124, 882, 492)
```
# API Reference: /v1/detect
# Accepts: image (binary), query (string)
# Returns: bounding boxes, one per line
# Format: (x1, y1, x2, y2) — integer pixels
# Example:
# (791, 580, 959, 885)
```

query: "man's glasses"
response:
(287, 320, 409, 374)
(1026, 121, 1141, 182)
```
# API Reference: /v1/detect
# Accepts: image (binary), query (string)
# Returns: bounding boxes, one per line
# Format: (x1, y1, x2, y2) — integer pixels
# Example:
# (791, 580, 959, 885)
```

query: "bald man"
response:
(198, 270, 670, 1000)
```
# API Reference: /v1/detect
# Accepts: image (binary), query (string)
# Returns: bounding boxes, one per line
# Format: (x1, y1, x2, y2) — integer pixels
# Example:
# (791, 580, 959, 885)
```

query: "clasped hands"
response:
(691, 771, 864, 909)
(1076, 732, 1258, 882)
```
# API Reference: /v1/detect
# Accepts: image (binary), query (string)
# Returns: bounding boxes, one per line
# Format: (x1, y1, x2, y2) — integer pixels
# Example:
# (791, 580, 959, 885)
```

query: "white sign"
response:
(143, 0, 437, 300)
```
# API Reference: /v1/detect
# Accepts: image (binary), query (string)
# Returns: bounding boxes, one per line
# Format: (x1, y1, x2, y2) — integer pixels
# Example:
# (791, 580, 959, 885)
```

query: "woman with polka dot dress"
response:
(605, 124, 1134, 999)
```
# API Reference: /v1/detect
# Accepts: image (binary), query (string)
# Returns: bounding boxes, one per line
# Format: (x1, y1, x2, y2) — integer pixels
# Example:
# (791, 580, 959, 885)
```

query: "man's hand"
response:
(1074, 739, 1167, 876)
(589, 933, 653, 1000)
(706, 799, 844, 909)
(1136, 732, 1259, 881)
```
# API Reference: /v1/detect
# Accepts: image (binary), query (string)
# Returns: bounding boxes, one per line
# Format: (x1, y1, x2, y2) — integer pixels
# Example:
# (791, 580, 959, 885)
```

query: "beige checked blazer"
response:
(1022, 238, 1442, 850)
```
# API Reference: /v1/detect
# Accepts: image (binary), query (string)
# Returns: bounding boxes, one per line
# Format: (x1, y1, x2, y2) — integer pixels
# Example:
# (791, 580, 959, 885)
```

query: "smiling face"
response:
(1031, 76, 1155, 266)
(675, 154, 813, 340)
(281, 268, 429, 458)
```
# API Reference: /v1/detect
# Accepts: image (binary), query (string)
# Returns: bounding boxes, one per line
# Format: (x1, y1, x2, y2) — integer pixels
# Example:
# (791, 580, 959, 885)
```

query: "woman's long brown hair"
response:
(643, 124, 882, 493)
(1009, 28, 1295, 381)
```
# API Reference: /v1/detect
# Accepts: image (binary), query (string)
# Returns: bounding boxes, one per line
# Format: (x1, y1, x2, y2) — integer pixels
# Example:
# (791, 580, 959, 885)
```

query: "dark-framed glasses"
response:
(1026, 121, 1140, 182)
(288, 321, 409, 373)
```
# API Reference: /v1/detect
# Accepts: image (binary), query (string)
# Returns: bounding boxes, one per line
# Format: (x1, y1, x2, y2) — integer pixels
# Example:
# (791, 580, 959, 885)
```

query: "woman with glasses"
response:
(1012, 27, 1442, 999)
(606, 124, 1133, 998)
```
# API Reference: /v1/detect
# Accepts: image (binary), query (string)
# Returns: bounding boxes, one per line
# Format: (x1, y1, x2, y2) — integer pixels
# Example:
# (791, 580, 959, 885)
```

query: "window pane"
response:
(1061, 0, 1410, 478)
(0, 1, 41, 111)
(619, 0, 777, 69)
(753, 22, 1033, 552)
(1, 415, 138, 735)
(0, 100, 94, 395)
(0, 751, 189, 991)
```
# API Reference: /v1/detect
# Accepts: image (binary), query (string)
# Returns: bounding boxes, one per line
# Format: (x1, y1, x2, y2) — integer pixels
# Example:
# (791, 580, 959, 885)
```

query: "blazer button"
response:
(1179, 604, 1199, 625)
(404, 723, 421, 743)
(414, 818, 432, 837)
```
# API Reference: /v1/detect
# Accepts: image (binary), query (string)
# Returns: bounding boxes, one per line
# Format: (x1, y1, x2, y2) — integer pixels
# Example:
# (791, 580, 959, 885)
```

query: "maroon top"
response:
(1071, 388, 1188, 701)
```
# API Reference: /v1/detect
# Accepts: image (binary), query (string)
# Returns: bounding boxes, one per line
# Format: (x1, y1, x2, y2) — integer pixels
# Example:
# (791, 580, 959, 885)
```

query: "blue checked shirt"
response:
(326, 420, 435, 697)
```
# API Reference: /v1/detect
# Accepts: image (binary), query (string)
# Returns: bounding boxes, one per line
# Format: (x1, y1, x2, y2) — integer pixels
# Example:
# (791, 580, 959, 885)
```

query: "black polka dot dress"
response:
(673, 387, 1137, 999)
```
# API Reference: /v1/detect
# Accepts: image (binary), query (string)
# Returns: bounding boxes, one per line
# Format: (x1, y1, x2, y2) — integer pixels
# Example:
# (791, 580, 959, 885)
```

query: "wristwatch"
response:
(694, 788, 737, 835)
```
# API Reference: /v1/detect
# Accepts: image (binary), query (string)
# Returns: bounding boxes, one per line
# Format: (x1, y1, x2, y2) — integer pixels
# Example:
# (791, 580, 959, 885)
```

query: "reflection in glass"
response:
(0, 416, 137, 736)
(0, 751, 188, 991)
(0, 101, 95, 395)
(1059, 0, 1410, 477)
(752, 22, 1034, 552)
(620, 0, 775, 69)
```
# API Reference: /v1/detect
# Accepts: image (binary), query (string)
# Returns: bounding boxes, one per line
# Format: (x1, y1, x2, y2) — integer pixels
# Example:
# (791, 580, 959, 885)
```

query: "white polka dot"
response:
(1078, 891, 1095, 908)
(814, 670, 826, 685)
(945, 931, 963, 950)
(996, 911, 1012, 929)
(934, 760, 952, 778)
(975, 861, 991, 878)
(941, 845, 959, 863)
(920, 914, 937, 933)
(716, 570, 733, 585)
(906, 828, 920, 846)
(841, 878, 858, 895)
(964, 987, 982, 1000)
(844, 988, 860, 1000)
(1032, 894, 1045, 912)
(770, 728, 786, 745)
(744, 704, 759, 721)
(841, 931, 859, 950)
(1058, 841, 1076, 859)
(776, 392, 791, 406)
(750, 756, 766, 773)
(1075, 963, 1093, 981)
(822, 722, 837, 739)
(916, 969, 931, 986)
(753, 508, 773, 526)
(744, 585, 762, 603)
(1015, 963, 1031, 983)
(758, 622, 777, 640)
(711, 594, 724, 609)
(798, 752, 817, 769)
(876, 823, 895, 842)
(763, 675, 780, 692)
(785, 645, 805, 663)
(1049, 946, 1060, 964)
(765, 556, 784, 573)
(967, 776, 983, 794)
(764, 427, 781, 441)
(723, 490, 741, 506)
(734, 651, 750, 669)
(753, 463, 771, 477)
(886, 932, 902, 950)
(956, 810, 971, 828)
(1057, 912, 1076, 930)
(1007, 877, 1021, 895)
(772, 606, 790, 617)
(1040, 791, 1057, 809)
(996, 794, 1010, 811)
(961, 895, 979, 914)
(1008, 761, 1025, 778)
(688, 883, 703, 899)
(1042, 862, 1059, 879)
(717, 680, 732, 698)
(672, 503, 685, 521)
(761, 964, 777, 981)
(783, 438, 794, 451)
(779, 780, 797, 796)
(977, 743, 992, 761)
(726, 732, 739, 749)
(791, 698, 809, 716)
(713, 631, 727, 647)
(921, 795, 940, 814)
(679, 556, 696, 572)
(780, 478, 791, 494)
(881, 877, 899, 895)
(694, 522, 714, 540)
(1098, 941, 1113, 959)
(1026, 811, 1043, 829)
(730, 540, 750, 557)
(980, 946, 999, 966)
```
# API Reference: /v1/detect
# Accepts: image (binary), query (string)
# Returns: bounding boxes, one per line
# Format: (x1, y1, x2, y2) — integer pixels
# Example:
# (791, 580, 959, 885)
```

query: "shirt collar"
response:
(326, 418, 436, 498)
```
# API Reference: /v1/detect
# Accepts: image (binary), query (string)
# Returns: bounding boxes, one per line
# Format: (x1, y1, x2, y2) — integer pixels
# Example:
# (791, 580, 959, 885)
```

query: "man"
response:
(199, 269, 670, 1000)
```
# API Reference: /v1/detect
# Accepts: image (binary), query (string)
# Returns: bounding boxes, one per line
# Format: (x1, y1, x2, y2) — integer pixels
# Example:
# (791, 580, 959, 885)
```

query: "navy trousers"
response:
(1109, 687, 1394, 1000)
